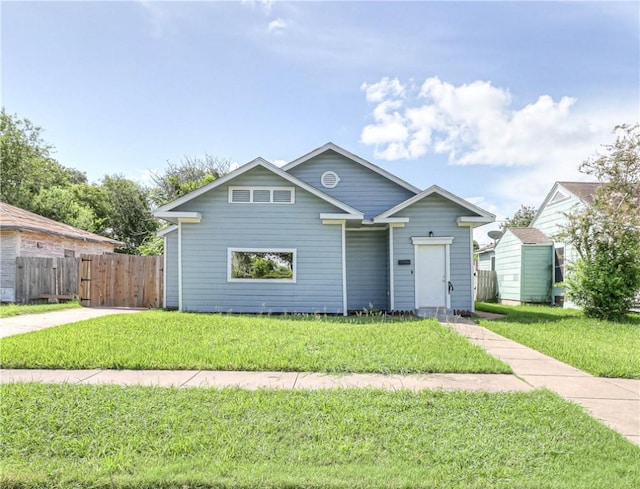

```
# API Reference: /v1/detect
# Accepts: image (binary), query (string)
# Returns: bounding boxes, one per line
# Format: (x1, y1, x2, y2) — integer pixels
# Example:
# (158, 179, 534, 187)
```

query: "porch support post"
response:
(178, 221, 183, 312)
(341, 221, 347, 316)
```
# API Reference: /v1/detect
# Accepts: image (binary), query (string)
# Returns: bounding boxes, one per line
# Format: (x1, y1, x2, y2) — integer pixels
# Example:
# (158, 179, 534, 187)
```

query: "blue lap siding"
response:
(170, 166, 345, 313)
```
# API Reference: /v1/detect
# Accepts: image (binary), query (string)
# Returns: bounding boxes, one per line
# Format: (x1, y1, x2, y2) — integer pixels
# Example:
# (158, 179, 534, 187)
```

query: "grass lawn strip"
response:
(0, 301, 81, 318)
(476, 303, 640, 379)
(0, 311, 510, 374)
(1, 383, 638, 489)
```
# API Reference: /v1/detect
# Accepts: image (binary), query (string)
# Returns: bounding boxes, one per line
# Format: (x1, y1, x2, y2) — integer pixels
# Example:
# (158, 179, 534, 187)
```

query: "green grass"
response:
(0, 311, 509, 374)
(476, 303, 640, 378)
(1, 383, 638, 488)
(0, 300, 81, 318)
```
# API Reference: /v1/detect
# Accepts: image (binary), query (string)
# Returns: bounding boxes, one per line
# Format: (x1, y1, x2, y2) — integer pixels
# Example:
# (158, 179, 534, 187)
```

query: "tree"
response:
(31, 186, 99, 232)
(501, 204, 536, 230)
(563, 124, 640, 320)
(0, 109, 86, 210)
(149, 154, 231, 207)
(100, 175, 159, 254)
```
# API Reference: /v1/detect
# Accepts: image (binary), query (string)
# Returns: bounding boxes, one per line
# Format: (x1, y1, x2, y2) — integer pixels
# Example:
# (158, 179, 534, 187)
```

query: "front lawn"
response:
(0, 301, 81, 318)
(0, 311, 510, 374)
(1, 383, 638, 488)
(476, 303, 640, 378)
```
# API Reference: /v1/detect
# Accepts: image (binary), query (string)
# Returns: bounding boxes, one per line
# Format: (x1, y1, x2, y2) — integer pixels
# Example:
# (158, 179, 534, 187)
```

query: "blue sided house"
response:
(154, 143, 494, 315)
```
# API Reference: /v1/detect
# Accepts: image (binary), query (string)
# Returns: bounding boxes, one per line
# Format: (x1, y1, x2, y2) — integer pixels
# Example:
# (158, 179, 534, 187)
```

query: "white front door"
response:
(411, 236, 454, 309)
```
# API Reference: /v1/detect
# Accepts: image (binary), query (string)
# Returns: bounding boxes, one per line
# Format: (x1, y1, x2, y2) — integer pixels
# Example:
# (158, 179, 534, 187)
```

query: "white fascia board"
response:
(373, 217, 410, 224)
(282, 142, 421, 194)
(374, 185, 495, 221)
(456, 216, 495, 227)
(320, 213, 363, 221)
(154, 211, 202, 224)
(530, 181, 560, 228)
(156, 224, 178, 238)
(153, 157, 362, 217)
(411, 236, 454, 246)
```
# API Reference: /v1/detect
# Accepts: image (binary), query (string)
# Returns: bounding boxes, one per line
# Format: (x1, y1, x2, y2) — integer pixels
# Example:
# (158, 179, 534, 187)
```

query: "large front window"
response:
(228, 249, 296, 282)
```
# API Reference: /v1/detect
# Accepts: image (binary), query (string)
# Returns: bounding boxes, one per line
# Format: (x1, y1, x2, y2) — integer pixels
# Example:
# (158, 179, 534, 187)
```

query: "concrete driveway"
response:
(0, 307, 144, 338)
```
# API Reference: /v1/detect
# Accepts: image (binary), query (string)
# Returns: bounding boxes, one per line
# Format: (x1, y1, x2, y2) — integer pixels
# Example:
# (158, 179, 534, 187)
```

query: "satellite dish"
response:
(488, 230, 503, 241)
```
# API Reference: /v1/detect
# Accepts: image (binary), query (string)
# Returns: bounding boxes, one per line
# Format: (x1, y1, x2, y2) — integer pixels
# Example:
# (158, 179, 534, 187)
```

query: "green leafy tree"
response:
(0, 109, 86, 210)
(149, 154, 231, 207)
(31, 186, 98, 232)
(501, 204, 537, 230)
(563, 124, 640, 320)
(101, 175, 159, 254)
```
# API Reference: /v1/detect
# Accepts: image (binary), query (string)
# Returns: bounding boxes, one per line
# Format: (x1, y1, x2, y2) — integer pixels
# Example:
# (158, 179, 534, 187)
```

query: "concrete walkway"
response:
(0, 307, 144, 338)
(0, 310, 638, 445)
(447, 321, 640, 446)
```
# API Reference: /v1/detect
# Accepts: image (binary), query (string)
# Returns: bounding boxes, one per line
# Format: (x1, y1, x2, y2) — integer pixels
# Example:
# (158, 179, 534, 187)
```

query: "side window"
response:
(554, 246, 565, 283)
(64, 249, 75, 258)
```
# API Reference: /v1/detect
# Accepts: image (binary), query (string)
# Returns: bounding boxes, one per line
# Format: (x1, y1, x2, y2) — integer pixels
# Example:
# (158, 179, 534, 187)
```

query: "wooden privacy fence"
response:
(15, 257, 79, 304)
(474, 270, 497, 302)
(79, 254, 163, 308)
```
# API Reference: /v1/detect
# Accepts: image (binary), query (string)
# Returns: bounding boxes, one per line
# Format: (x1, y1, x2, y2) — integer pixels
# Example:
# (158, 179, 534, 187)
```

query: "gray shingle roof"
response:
(558, 182, 603, 205)
(507, 227, 552, 244)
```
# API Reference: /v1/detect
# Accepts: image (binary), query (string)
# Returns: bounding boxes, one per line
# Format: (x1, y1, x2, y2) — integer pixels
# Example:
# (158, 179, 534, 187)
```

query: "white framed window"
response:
(321, 171, 340, 189)
(228, 186, 295, 204)
(228, 248, 297, 283)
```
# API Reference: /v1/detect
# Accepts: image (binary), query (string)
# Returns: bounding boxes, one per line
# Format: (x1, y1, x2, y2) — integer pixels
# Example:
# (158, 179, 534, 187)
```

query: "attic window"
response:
(321, 171, 340, 189)
(550, 190, 568, 204)
(229, 187, 295, 204)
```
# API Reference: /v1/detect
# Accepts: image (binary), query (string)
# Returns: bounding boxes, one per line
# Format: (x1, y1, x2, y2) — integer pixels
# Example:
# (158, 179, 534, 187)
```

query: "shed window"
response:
(228, 187, 294, 204)
(64, 249, 75, 258)
(228, 249, 296, 282)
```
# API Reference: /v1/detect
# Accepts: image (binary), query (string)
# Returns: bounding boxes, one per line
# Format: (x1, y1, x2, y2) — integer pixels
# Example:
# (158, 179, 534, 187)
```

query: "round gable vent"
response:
(321, 171, 340, 189)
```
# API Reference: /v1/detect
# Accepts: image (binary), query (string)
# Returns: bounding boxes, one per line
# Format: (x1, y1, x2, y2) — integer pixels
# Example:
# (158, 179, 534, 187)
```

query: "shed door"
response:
(415, 244, 447, 308)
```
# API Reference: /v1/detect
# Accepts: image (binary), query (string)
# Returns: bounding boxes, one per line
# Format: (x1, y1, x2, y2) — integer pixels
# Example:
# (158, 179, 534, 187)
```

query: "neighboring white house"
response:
(0, 202, 123, 302)
(492, 181, 602, 306)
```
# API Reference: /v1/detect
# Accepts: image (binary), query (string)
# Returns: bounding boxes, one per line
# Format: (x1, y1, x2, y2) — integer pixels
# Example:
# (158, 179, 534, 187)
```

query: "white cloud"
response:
(267, 18, 287, 34)
(360, 76, 598, 166)
(361, 77, 406, 103)
(361, 76, 636, 211)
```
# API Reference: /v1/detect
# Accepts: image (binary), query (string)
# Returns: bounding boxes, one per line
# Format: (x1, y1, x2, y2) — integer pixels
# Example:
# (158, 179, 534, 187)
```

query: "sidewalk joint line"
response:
(79, 370, 102, 383)
(292, 372, 300, 389)
(180, 371, 202, 387)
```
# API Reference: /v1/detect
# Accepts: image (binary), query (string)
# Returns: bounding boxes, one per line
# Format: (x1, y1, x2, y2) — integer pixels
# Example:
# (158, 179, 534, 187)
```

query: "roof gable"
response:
(0, 202, 123, 246)
(373, 185, 495, 223)
(283, 142, 421, 194)
(531, 181, 602, 226)
(153, 157, 363, 217)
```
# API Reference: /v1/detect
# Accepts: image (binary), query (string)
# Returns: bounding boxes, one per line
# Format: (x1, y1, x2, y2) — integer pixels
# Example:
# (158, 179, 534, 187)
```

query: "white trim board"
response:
(375, 185, 494, 223)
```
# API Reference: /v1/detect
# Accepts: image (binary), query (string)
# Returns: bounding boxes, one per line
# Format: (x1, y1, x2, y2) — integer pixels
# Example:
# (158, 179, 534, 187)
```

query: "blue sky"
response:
(3, 0, 638, 243)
